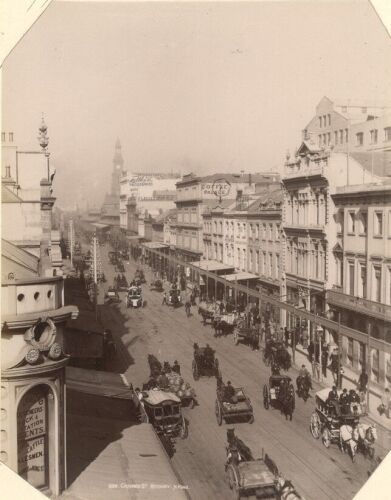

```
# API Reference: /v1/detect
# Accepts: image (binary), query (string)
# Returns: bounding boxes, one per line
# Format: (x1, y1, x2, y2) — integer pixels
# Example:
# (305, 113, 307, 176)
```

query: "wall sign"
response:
(17, 387, 48, 488)
(129, 176, 153, 186)
(202, 178, 231, 200)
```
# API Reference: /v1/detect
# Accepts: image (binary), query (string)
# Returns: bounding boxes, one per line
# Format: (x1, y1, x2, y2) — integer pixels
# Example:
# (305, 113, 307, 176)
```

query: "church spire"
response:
(113, 138, 124, 168)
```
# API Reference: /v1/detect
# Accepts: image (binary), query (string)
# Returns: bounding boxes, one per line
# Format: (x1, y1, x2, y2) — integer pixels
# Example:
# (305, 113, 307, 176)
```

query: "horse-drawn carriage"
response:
(198, 301, 217, 324)
(114, 273, 128, 291)
(150, 278, 164, 292)
(215, 385, 254, 425)
(192, 344, 221, 380)
(309, 388, 376, 460)
(139, 389, 188, 439)
(233, 325, 259, 349)
(263, 374, 295, 420)
(263, 339, 291, 371)
(134, 268, 146, 284)
(225, 429, 303, 499)
(126, 285, 145, 308)
(168, 286, 182, 307)
(213, 313, 237, 337)
(105, 287, 120, 303)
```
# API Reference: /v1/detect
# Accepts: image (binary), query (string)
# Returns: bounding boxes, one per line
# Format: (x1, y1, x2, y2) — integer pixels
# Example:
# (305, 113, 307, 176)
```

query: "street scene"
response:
(1, 1, 391, 500)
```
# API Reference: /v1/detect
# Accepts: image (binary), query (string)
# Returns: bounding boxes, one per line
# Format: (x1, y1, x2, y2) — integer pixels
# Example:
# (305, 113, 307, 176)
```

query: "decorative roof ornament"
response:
(38, 114, 49, 150)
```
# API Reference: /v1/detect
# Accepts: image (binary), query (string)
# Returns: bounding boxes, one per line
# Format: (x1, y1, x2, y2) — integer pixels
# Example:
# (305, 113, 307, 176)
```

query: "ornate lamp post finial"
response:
(38, 114, 49, 151)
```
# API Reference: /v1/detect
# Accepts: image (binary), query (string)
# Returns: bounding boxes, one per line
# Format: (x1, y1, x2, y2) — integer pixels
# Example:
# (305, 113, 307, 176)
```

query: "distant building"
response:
(303, 96, 391, 156)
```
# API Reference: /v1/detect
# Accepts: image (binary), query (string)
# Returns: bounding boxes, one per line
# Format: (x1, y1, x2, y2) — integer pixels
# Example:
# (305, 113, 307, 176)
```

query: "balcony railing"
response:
(327, 289, 391, 322)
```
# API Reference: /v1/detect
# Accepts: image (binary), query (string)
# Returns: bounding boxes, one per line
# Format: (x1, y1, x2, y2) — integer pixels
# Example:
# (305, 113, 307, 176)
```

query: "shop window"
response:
(356, 132, 364, 146)
(384, 127, 391, 142)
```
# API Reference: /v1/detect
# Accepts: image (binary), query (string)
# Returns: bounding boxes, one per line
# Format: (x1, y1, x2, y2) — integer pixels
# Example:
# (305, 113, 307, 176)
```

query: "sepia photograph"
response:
(1, 1, 391, 499)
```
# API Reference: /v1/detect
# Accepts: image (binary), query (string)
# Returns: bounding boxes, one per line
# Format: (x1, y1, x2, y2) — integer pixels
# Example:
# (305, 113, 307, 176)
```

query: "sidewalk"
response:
(290, 345, 391, 432)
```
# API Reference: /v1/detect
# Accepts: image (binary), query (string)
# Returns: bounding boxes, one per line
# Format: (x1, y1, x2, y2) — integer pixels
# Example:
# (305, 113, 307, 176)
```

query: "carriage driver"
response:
(326, 385, 340, 415)
(223, 381, 236, 403)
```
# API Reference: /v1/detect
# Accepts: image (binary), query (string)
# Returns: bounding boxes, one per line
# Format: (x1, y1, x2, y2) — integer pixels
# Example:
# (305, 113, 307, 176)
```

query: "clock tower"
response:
(111, 138, 124, 197)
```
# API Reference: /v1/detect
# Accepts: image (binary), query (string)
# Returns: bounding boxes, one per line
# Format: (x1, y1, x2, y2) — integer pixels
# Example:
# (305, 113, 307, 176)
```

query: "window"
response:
(319, 117, 322, 128)
(373, 266, 382, 302)
(275, 224, 280, 240)
(269, 252, 273, 277)
(340, 130, 344, 144)
(263, 224, 266, 240)
(345, 129, 349, 143)
(348, 211, 355, 234)
(359, 212, 367, 235)
(348, 261, 355, 296)
(318, 135, 321, 147)
(359, 264, 366, 298)
(8, 132, 13, 142)
(328, 114, 331, 126)
(276, 254, 280, 278)
(371, 349, 380, 383)
(370, 129, 378, 144)
(269, 223, 273, 240)
(335, 255, 343, 286)
(356, 132, 364, 146)
(385, 127, 391, 142)
(334, 131, 338, 145)
(389, 211, 391, 236)
(327, 132, 331, 145)
(255, 224, 259, 239)
(374, 211, 383, 236)
(1, 132, 5, 142)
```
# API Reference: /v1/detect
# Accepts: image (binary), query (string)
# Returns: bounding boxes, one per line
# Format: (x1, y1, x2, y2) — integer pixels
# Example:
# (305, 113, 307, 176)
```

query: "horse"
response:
(339, 424, 359, 461)
(357, 423, 377, 459)
(280, 384, 295, 421)
(276, 476, 304, 500)
(296, 374, 311, 402)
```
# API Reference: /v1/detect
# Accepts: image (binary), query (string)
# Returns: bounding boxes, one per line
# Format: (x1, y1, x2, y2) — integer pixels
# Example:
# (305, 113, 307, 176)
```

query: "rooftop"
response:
(349, 151, 391, 178)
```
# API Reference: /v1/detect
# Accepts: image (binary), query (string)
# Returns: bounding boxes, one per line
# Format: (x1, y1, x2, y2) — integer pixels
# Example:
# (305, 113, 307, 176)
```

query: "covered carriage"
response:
(233, 325, 259, 349)
(104, 286, 120, 303)
(198, 301, 217, 324)
(215, 386, 254, 425)
(310, 388, 360, 449)
(150, 278, 164, 292)
(168, 286, 182, 307)
(126, 285, 145, 308)
(140, 389, 188, 439)
(213, 313, 237, 337)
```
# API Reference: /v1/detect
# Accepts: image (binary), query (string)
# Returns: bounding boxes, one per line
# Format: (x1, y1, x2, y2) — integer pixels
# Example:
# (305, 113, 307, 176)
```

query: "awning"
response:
(66, 366, 133, 399)
(142, 241, 169, 250)
(127, 234, 142, 240)
(91, 222, 110, 229)
(220, 272, 259, 282)
(193, 259, 235, 272)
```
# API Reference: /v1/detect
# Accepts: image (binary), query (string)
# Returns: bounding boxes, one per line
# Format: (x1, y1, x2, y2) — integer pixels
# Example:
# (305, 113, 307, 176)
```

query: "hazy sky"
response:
(2, 0, 391, 208)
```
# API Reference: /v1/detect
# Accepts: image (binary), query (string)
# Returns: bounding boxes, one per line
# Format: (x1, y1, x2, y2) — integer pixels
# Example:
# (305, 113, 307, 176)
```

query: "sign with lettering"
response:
(17, 387, 48, 488)
(202, 178, 231, 199)
(129, 175, 153, 186)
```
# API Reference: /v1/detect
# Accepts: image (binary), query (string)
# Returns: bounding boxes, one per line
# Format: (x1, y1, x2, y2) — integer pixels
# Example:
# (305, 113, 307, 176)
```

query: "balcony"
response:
(327, 289, 391, 322)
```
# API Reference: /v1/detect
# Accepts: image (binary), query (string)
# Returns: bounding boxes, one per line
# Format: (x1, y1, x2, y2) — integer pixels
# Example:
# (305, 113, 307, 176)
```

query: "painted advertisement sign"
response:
(129, 175, 153, 186)
(17, 387, 48, 488)
(201, 178, 231, 198)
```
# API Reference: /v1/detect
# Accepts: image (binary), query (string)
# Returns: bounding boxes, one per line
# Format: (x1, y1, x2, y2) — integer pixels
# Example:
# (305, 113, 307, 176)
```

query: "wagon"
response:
(233, 326, 259, 348)
(192, 345, 221, 380)
(226, 453, 279, 499)
(215, 386, 254, 425)
(310, 388, 360, 449)
(213, 313, 237, 337)
(105, 287, 120, 303)
(140, 389, 188, 440)
(263, 374, 293, 410)
(168, 287, 182, 307)
(198, 301, 217, 324)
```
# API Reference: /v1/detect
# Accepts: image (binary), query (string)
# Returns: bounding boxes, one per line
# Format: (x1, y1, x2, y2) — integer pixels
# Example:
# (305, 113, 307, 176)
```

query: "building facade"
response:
(1, 122, 78, 495)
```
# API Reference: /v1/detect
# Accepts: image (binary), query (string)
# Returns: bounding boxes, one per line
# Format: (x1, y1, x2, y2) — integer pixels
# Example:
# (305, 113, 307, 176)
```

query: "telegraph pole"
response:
(69, 219, 74, 267)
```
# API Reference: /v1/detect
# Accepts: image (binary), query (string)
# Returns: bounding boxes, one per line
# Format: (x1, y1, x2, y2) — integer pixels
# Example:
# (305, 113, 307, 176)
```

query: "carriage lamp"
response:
(25, 348, 40, 364)
(48, 342, 62, 360)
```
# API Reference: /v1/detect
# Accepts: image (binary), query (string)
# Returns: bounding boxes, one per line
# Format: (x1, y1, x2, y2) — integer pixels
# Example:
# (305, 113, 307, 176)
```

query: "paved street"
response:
(99, 250, 389, 500)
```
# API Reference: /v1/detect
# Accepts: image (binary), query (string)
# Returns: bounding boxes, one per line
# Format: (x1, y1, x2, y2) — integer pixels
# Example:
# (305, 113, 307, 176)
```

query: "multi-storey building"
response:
(303, 96, 391, 153)
(1, 122, 78, 495)
(281, 141, 382, 331)
(328, 176, 391, 387)
(175, 172, 274, 264)
(100, 139, 125, 228)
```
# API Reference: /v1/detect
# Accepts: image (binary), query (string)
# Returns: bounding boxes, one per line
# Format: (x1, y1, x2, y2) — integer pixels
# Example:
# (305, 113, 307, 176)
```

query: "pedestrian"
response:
(321, 343, 329, 378)
(378, 388, 391, 418)
(185, 300, 191, 317)
(308, 340, 314, 363)
(284, 327, 290, 348)
(301, 327, 309, 349)
(357, 367, 368, 393)
(162, 292, 167, 305)
(172, 360, 181, 374)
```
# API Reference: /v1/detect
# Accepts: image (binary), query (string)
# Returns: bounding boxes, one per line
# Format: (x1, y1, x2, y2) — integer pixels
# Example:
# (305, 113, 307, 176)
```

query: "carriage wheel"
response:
(192, 360, 199, 381)
(179, 416, 188, 439)
(310, 412, 321, 439)
(263, 385, 269, 410)
(322, 428, 331, 448)
(215, 400, 223, 426)
(233, 330, 239, 345)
